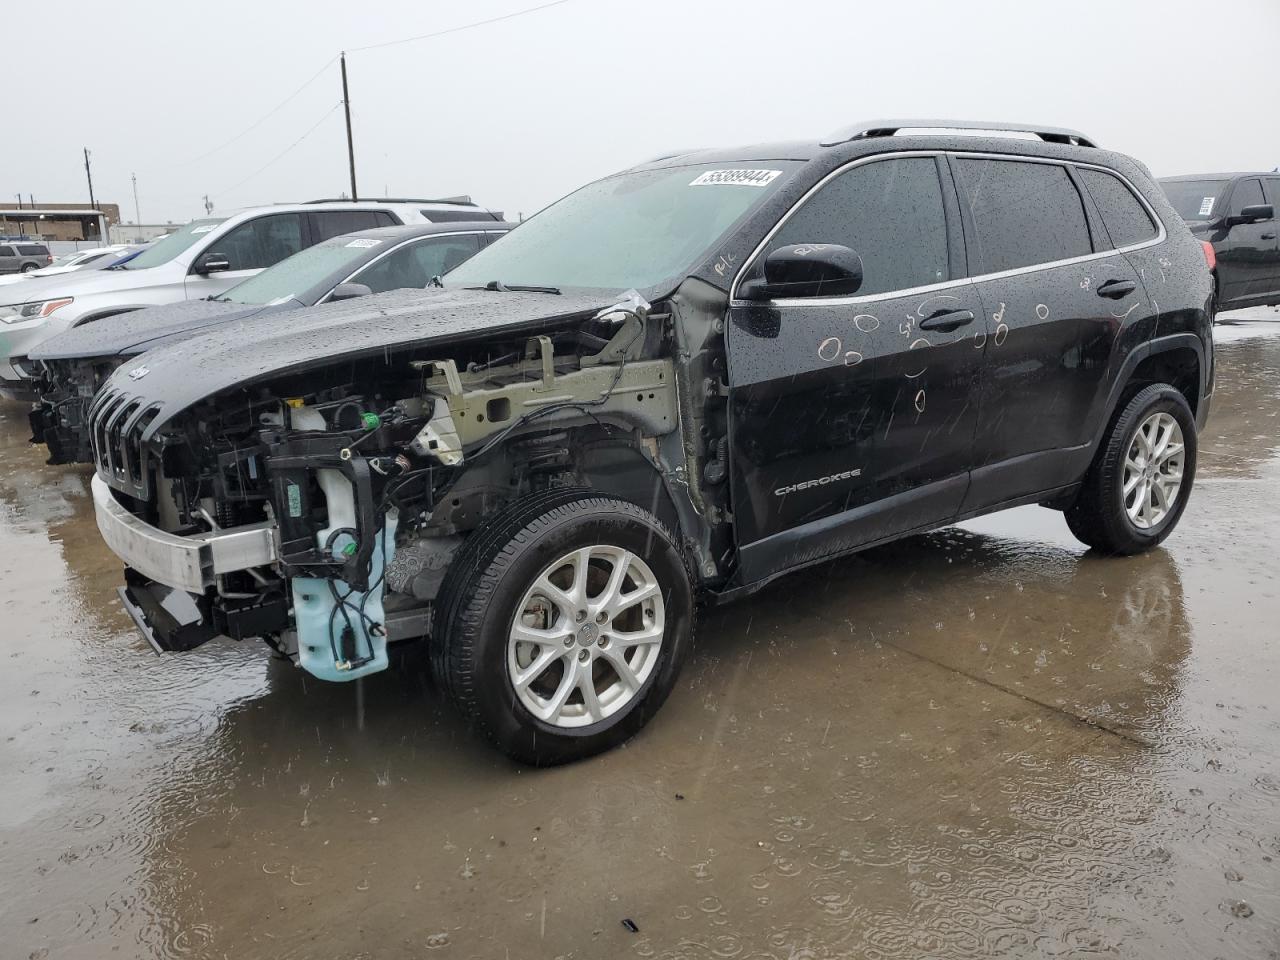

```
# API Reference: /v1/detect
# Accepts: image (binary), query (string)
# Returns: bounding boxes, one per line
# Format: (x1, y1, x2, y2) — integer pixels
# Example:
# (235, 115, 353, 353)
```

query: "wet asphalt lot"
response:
(1, 310, 1279, 960)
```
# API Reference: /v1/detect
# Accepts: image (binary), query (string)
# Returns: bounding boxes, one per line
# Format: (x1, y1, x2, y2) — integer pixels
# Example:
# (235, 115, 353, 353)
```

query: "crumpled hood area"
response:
(96, 286, 616, 442)
(31, 299, 266, 361)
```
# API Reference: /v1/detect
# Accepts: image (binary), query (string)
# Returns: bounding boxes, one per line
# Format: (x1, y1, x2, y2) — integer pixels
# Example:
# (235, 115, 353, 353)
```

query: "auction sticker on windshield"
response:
(345, 239, 382, 248)
(1198, 197, 1215, 217)
(690, 169, 782, 187)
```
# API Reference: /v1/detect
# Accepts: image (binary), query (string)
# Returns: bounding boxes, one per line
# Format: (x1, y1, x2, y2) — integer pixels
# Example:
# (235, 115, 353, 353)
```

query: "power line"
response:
(346, 0, 571, 53)
(160, 0, 573, 214)
(211, 102, 343, 200)
(176, 55, 339, 167)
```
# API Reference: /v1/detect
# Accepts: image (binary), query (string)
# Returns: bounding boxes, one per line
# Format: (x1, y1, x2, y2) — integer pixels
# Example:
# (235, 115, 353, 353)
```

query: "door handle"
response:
(1261, 232, 1277, 239)
(1096, 279, 1136, 299)
(918, 309, 974, 332)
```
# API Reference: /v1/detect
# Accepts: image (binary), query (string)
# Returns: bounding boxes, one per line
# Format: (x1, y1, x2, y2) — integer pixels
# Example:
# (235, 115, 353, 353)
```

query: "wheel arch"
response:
(436, 420, 698, 571)
(1090, 334, 1205, 452)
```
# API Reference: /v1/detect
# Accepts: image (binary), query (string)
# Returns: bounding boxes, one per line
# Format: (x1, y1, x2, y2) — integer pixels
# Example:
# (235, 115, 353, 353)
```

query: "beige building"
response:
(0, 202, 120, 241)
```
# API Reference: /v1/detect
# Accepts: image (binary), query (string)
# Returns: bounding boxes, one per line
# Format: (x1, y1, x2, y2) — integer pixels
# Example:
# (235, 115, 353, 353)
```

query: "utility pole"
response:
(340, 52, 358, 200)
(131, 173, 141, 225)
(83, 148, 97, 210)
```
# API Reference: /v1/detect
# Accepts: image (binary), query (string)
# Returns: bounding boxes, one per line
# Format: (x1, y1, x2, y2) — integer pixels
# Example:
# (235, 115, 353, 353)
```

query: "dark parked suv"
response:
(88, 120, 1213, 764)
(1160, 172, 1280, 313)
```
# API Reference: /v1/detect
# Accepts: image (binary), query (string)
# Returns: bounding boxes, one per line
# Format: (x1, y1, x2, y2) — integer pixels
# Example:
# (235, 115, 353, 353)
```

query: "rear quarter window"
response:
(1077, 168, 1158, 248)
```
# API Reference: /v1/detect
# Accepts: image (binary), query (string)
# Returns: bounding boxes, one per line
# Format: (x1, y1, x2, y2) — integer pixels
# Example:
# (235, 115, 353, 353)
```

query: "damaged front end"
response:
(30, 356, 119, 464)
(89, 291, 719, 682)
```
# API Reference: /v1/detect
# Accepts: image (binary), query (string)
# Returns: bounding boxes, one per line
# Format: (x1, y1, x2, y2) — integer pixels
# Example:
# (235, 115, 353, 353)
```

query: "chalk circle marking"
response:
(904, 337, 931, 379)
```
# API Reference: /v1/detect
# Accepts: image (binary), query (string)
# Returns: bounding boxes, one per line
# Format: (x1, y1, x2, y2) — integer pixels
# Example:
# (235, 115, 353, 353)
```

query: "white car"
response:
(0, 198, 502, 399)
(0, 245, 137, 287)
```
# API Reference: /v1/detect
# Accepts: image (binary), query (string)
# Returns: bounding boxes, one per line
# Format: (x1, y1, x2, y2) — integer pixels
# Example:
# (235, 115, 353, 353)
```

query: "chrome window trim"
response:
(319, 230, 488, 302)
(729, 150, 1166, 308)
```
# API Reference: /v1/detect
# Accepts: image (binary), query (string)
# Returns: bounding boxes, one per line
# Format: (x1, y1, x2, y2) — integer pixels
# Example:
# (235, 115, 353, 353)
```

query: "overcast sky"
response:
(7, 0, 1279, 225)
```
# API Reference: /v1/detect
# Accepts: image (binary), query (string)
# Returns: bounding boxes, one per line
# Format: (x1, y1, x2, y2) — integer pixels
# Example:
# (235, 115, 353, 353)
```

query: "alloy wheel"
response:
(507, 545, 665, 728)
(1123, 411, 1185, 530)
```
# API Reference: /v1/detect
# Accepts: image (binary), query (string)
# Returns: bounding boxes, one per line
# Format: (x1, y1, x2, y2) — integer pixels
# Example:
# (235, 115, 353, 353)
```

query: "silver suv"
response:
(0, 240, 52, 274)
(0, 199, 501, 400)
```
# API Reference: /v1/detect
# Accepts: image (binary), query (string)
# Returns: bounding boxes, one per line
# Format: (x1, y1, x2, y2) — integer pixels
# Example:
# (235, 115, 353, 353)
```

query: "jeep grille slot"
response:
(90, 390, 156, 501)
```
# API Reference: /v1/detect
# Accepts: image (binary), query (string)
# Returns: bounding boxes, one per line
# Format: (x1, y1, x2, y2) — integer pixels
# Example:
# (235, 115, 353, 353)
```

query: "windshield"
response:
(1160, 179, 1229, 221)
(445, 162, 800, 292)
(219, 235, 387, 305)
(118, 218, 226, 270)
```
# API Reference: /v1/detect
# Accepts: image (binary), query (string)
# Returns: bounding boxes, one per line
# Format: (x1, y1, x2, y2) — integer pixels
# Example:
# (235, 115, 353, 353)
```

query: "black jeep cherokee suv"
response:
(88, 120, 1213, 765)
(1159, 172, 1280, 314)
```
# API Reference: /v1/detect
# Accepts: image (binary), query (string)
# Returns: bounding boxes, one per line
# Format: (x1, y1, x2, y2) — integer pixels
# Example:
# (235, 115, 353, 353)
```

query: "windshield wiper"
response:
(470, 280, 561, 295)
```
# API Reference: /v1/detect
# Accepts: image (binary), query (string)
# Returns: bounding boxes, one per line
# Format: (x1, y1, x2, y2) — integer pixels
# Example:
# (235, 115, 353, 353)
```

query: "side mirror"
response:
(328, 281, 373, 302)
(1226, 203, 1274, 227)
(193, 252, 231, 275)
(738, 243, 863, 301)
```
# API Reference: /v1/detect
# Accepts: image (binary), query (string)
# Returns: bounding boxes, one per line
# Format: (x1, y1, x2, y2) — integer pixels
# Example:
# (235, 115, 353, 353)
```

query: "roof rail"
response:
(637, 147, 706, 165)
(304, 196, 478, 206)
(821, 119, 1098, 149)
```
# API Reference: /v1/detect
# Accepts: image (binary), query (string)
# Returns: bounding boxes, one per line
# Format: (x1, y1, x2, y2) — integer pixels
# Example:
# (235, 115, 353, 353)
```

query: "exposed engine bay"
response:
(94, 286, 734, 680)
(30, 356, 118, 464)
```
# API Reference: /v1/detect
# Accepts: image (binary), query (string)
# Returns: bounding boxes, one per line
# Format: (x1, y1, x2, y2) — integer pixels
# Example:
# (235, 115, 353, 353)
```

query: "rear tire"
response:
(1065, 384, 1197, 554)
(432, 490, 695, 765)
(20, 263, 37, 273)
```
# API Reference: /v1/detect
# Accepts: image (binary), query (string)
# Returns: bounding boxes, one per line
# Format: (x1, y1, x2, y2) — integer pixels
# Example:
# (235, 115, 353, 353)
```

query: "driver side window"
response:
(1230, 178, 1266, 217)
(349, 235, 482, 294)
(757, 157, 949, 297)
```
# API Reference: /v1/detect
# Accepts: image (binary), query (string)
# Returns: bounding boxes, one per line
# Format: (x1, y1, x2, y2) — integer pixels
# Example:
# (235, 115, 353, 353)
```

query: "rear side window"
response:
(213, 213, 305, 271)
(311, 210, 397, 240)
(17, 244, 47, 256)
(762, 156, 950, 297)
(1077, 168, 1158, 248)
(1230, 178, 1265, 215)
(956, 159, 1092, 274)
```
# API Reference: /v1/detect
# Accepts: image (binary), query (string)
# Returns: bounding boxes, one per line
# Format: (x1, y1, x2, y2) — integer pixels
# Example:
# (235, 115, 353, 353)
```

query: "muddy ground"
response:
(1, 310, 1278, 960)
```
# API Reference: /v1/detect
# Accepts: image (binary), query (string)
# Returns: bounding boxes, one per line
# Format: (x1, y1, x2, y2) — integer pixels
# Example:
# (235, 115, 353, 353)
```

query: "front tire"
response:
(1066, 384, 1197, 554)
(432, 490, 694, 765)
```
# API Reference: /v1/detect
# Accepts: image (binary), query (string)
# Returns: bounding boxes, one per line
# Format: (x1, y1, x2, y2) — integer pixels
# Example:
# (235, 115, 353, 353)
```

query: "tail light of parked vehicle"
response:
(1200, 240, 1216, 272)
